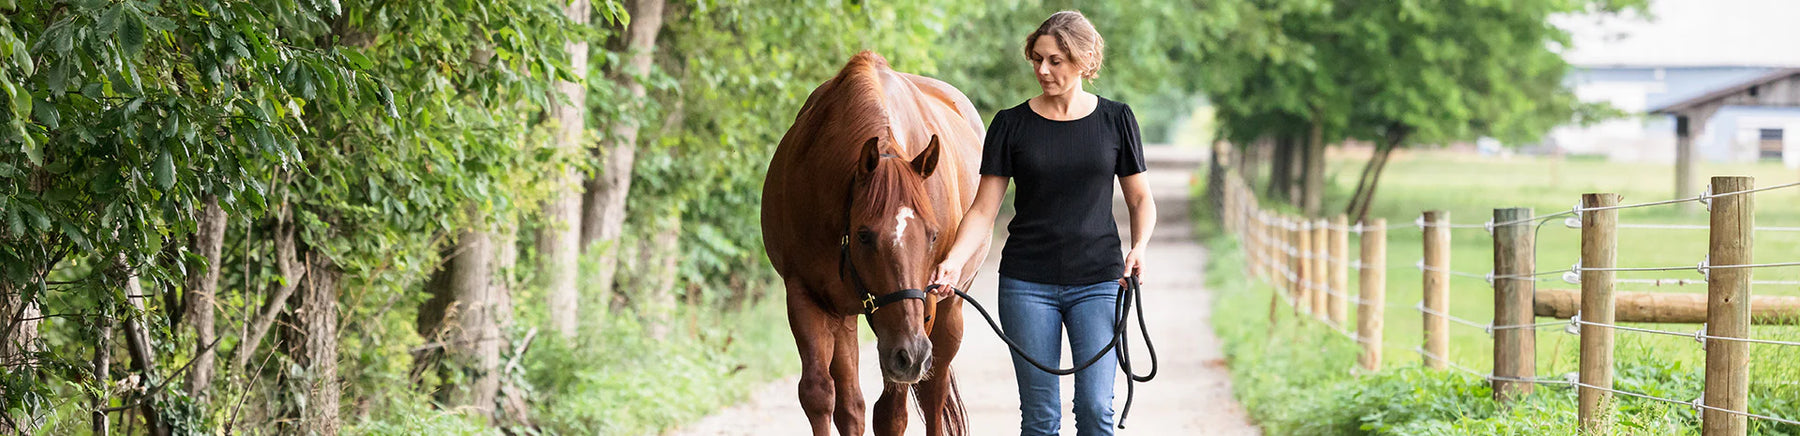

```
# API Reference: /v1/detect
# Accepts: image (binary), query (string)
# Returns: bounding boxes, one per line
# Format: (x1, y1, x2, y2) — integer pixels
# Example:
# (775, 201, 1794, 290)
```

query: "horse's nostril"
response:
(891, 349, 912, 369)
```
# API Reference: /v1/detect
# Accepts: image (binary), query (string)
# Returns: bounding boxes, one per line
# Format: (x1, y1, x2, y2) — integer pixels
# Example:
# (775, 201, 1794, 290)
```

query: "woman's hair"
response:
(1024, 10, 1105, 80)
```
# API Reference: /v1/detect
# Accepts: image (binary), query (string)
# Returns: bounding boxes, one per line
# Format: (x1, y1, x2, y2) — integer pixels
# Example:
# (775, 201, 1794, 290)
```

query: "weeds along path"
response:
(671, 146, 1258, 435)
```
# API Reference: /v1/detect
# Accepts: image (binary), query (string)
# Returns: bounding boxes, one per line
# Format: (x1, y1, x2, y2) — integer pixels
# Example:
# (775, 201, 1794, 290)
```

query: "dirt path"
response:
(672, 147, 1259, 435)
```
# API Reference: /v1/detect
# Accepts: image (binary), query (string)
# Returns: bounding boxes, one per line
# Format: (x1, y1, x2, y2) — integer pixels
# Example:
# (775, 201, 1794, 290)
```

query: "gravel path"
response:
(672, 147, 1259, 435)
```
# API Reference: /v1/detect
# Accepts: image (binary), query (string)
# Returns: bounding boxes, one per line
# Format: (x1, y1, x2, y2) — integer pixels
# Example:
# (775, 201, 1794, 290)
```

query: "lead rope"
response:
(929, 275, 1158, 429)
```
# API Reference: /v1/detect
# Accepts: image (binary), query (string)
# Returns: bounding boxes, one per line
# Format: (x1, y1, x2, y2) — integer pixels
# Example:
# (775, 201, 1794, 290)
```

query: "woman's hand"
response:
(1121, 246, 1145, 286)
(929, 261, 962, 297)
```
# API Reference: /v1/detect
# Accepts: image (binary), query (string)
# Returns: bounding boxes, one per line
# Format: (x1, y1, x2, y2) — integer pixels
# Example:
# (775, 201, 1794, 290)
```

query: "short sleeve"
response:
(1115, 103, 1147, 177)
(979, 109, 1013, 177)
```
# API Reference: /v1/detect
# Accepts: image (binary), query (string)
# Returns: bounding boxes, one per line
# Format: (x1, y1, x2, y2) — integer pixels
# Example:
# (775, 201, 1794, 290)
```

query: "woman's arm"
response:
(1119, 172, 1156, 280)
(929, 175, 1010, 295)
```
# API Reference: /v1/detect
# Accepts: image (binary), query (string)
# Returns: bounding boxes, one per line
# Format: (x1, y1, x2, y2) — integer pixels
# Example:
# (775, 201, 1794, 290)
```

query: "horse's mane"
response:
(820, 52, 939, 225)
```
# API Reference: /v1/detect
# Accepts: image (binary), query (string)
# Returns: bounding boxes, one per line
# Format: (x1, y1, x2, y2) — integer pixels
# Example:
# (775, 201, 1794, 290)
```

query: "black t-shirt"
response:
(980, 96, 1147, 285)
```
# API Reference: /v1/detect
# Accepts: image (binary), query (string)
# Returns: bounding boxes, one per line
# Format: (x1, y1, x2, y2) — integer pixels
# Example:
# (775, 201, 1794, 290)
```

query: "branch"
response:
(97, 334, 224, 413)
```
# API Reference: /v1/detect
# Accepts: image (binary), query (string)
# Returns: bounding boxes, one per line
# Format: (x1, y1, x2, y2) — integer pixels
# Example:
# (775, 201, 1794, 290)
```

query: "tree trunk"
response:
(120, 260, 169, 436)
(580, 0, 666, 317)
(644, 211, 681, 339)
(1266, 135, 1293, 203)
(1235, 139, 1264, 188)
(1301, 120, 1326, 216)
(489, 222, 533, 427)
(540, 0, 591, 340)
(282, 250, 340, 436)
(232, 208, 305, 374)
(1344, 145, 1382, 222)
(417, 224, 503, 420)
(0, 280, 37, 372)
(1349, 139, 1399, 225)
(1204, 139, 1229, 228)
(183, 194, 227, 399)
(92, 317, 112, 435)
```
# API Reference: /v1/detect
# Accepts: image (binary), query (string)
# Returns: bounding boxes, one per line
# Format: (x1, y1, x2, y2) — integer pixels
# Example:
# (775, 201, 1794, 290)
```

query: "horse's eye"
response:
(928, 231, 939, 244)
(857, 230, 876, 245)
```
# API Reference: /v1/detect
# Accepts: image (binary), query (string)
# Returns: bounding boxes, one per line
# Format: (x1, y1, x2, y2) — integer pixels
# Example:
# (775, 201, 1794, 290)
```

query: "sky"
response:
(1554, 0, 1800, 68)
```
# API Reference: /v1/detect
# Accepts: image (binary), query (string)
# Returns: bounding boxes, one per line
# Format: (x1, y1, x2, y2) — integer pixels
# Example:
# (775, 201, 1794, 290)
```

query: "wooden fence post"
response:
(1259, 210, 1272, 282)
(1579, 193, 1620, 433)
(1704, 176, 1753, 436)
(1248, 207, 1261, 280)
(1357, 218, 1387, 371)
(1422, 210, 1450, 369)
(1303, 219, 1317, 315)
(1330, 215, 1349, 328)
(1314, 220, 1330, 321)
(1493, 207, 1536, 401)
(1284, 216, 1299, 313)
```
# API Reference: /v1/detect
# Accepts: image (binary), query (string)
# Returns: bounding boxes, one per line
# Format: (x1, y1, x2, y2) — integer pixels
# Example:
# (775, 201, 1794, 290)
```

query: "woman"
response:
(929, 10, 1155, 436)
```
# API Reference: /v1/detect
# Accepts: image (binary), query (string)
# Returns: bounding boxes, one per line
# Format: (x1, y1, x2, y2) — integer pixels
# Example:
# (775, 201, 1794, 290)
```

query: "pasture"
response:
(1209, 149, 1800, 434)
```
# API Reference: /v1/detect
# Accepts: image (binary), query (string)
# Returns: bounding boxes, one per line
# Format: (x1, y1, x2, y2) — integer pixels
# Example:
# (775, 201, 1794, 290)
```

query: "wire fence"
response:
(1220, 173, 1800, 433)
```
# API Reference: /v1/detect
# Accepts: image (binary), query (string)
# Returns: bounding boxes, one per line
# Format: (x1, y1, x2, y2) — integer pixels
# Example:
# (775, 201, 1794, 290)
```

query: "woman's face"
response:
(1029, 35, 1083, 97)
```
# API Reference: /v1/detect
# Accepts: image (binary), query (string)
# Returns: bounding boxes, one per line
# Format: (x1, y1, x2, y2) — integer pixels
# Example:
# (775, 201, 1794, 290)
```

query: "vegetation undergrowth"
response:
(522, 292, 794, 435)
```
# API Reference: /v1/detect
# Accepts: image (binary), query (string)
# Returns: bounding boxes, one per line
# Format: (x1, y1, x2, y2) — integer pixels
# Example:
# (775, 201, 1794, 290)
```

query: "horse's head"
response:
(846, 134, 944, 384)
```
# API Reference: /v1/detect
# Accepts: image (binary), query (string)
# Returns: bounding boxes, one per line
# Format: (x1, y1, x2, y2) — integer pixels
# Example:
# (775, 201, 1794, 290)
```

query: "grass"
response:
(521, 294, 796, 435)
(1209, 150, 1800, 434)
(339, 284, 797, 436)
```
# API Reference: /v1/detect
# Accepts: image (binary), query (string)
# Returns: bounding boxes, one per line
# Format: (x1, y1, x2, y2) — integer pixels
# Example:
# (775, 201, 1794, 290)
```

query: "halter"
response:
(839, 153, 930, 319)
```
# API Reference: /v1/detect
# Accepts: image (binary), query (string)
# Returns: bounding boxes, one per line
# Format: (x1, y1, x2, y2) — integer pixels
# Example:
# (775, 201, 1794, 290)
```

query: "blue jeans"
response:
(997, 275, 1118, 436)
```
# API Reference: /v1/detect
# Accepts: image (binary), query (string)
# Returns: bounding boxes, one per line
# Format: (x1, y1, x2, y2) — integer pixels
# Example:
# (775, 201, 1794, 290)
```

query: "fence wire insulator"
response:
(1697, 256, 1711, 282)
(1700, 184, 1712, 211)
(1563, 202, 1583, 228)
(1484, 271, 1495, 287)
(1695, 323, 1708, 347)
(1415, 215, 1427, 230)
(1566, 312, 1581, 336)
(1690, 397, 1704, 415)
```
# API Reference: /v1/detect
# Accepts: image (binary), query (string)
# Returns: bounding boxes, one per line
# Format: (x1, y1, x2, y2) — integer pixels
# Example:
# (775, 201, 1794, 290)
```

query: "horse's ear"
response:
(860, 136, 882, 174)
(912, 135, 941, 179)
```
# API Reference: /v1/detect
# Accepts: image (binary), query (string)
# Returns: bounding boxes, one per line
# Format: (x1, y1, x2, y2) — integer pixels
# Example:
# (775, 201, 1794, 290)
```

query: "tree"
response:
(579, 0, 665, 332)
(539, 0, 593, 340)
(1198, 0, 1644, 222)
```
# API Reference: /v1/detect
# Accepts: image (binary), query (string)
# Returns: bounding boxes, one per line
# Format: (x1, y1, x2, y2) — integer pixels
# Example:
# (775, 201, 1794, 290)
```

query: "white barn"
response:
(1547, 0, 1800, 167)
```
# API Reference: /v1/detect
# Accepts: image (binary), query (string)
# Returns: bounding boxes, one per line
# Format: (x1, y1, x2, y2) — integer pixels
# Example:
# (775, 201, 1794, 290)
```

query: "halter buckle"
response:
(862, 293, 878, 314)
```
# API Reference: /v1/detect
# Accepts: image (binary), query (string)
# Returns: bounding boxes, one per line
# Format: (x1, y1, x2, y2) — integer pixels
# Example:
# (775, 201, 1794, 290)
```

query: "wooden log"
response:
(1421, 211, 1450, 369)
(1329, 215, 1349, 327)
(1357, 219, 1387, 371)
(1704, 176, 1752, 436)
(1579, 193, 1619, 433)
(1534, 290, 1800, 324)
(1493, 207, 1536, 401)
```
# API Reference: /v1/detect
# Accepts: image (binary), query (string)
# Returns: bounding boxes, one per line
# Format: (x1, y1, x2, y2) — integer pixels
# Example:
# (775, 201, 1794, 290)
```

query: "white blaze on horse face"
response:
(894, 207, 916, 248)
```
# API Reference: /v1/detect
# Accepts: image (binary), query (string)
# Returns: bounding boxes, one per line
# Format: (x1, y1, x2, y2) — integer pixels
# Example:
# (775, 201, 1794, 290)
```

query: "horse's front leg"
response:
(829, 315, 866, 436)
(915, 296, 968, 435)
(787, 280, 839, 436)
(872, 380, 910, 436)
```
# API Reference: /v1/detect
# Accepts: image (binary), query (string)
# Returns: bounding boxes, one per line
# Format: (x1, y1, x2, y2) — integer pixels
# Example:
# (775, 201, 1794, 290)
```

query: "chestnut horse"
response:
(761, 51, 988, 436)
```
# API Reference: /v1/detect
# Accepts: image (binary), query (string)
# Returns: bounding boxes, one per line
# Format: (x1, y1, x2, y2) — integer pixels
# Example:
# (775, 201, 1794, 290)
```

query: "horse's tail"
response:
(943, 371, 969, 435)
